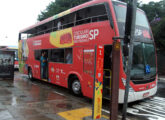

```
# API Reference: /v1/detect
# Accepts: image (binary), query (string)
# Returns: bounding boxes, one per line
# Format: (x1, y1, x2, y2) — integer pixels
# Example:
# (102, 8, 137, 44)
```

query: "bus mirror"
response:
(123, 45, 128, 56)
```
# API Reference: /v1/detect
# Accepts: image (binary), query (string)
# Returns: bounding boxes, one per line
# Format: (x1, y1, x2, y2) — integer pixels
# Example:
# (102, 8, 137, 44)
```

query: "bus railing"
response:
(26, 14, 108, 39)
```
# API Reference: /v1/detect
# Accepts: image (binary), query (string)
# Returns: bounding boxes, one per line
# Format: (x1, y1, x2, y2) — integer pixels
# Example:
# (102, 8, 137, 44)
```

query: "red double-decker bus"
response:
(18, 0, 157, 103)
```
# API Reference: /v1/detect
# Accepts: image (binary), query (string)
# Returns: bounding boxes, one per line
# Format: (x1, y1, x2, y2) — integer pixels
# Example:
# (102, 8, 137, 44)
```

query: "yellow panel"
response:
(58, 107, 92, 120)
(50, 28, 74, 48)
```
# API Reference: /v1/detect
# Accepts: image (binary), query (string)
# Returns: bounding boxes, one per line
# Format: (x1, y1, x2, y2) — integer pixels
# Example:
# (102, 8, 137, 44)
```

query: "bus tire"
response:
(28, 68, 33, 80)
(71, 79, 81, 95)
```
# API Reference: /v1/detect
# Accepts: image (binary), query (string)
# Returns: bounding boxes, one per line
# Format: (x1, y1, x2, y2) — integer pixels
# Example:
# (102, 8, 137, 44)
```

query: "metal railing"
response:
(26, 14, 108, 38)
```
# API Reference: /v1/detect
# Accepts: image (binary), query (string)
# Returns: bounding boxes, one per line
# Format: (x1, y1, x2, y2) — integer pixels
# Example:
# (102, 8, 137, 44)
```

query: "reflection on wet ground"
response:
(1, 71, 164, 120)
(0, 71, 91, 120)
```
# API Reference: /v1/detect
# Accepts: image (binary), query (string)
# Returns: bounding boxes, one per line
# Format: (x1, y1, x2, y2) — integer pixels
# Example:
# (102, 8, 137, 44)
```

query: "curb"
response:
(158, 77, 165, 81)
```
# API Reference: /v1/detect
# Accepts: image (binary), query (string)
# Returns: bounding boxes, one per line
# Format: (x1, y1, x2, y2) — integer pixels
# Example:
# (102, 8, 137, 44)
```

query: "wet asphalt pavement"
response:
(0, 71, 93, 120)
(126, 77, 165, 120)
(0, 71, 165, 120)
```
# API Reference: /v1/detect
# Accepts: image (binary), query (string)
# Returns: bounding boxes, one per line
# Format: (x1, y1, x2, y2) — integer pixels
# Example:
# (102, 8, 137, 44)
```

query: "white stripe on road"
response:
(127, 97, 165, 120)
(53, 91, 65, 96)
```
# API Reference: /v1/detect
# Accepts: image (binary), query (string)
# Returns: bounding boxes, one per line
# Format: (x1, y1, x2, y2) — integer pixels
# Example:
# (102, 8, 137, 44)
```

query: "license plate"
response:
(143, 92, 149, 98)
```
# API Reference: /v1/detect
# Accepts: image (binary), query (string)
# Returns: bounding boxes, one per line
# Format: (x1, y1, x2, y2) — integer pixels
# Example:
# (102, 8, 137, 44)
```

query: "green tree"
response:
(140, 0, 165, 22)
(38, 0, 89, 21)
(139, 0, 165, 51)
(152, 17, 165, 50)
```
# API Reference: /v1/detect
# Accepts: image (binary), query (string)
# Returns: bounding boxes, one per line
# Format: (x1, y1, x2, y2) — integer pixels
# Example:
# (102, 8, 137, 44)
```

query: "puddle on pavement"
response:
(56, 103, 72, 109)
(0, 72, 91, 120)
(0, 89, 11, 96)
(0, 110, 13, 120)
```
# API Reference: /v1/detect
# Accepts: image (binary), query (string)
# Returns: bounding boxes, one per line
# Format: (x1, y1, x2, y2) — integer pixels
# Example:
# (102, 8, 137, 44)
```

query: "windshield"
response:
(113, 2, 156, 79)
(131, 42, 156, 78)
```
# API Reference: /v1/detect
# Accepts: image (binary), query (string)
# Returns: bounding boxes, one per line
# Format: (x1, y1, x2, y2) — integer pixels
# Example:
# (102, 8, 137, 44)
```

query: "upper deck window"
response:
(113, 1, 153, 42)
(75, 4, 108, 25)
(113, 3, 149, 28)
(19, 4, 108, 39)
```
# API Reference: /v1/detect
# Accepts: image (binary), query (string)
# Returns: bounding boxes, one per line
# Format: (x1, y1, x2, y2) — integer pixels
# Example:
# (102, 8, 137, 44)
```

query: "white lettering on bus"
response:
(74, 29, 89, 43)
(34, 65, 39, 68)
(73, 29, 99, 43)
(89, 29, 99, 40)
(33, 40, 42, 46)
(151, 84, 155, 88)
(84, 49, 94, 53)
(56, 75, 60, 81)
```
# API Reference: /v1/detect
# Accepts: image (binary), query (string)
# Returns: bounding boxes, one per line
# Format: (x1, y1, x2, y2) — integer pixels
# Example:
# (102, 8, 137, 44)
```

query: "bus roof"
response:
(20, 0, 110, 33)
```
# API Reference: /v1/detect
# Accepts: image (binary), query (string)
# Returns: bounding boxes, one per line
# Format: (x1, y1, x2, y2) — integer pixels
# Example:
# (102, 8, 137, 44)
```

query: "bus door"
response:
(40, 50, 49, 81)
(103, 45, 112, 99)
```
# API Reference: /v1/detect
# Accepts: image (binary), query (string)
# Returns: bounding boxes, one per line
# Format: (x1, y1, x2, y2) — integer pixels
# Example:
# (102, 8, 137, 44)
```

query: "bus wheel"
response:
(72, 80, 81, 95)
(28, 68, 33, 80)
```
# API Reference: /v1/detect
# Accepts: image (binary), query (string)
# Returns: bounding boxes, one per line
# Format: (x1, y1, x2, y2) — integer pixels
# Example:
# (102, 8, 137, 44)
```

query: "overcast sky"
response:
(0, 0, 161, 47)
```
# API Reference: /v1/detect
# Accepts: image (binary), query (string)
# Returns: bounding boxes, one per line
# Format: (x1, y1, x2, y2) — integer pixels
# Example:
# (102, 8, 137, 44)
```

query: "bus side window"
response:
(76, 12, 83, 25)
(65, 48, 73, 64)
(50, 49, 64, 63)
(75, 4, 108, 26)
(57, 18, 64, 30)
(34, 50, 41, 61)
(21, 4, 108, 38)
(90, 4, 108, 22)
(53, 20, 58, 31)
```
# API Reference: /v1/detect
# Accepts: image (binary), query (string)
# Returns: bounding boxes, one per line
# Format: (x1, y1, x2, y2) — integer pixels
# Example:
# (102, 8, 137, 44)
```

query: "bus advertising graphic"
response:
(50, 28, 74, 48)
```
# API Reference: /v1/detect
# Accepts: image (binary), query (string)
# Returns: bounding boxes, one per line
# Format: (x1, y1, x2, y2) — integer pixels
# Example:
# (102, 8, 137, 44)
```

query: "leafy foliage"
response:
(139, 0, 165, 50)
(38, 0, 89, 21)
(152, 17, 165, 50)
(139, 0, 165, 22)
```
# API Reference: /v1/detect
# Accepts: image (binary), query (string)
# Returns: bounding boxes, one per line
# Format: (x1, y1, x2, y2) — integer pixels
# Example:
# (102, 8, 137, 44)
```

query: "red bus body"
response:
(19, 0, 157, 103)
